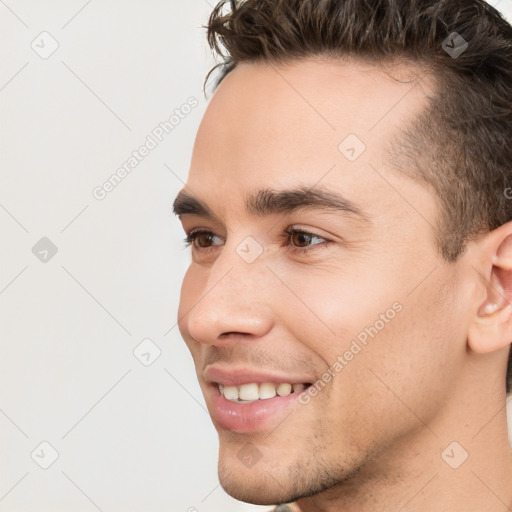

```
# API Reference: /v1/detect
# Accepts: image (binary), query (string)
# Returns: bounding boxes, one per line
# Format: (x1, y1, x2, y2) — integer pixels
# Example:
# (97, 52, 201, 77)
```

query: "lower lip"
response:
(207, 385, 303, 433)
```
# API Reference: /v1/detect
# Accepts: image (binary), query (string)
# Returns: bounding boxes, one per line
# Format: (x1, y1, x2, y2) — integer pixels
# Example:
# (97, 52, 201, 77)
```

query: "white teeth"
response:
(223, 386, 239, 401)
(277, 383, 292, 397)
(239, 383, 259, 401)
(219, 382, 307, 402)
(259, 383, 277, 399)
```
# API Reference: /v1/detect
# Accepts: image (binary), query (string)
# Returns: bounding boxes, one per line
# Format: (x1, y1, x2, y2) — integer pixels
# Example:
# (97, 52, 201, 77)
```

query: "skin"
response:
(175, 58, 512, 511)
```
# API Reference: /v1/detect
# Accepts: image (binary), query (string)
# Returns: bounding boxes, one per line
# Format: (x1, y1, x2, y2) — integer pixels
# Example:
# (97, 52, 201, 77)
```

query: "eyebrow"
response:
(172, 190, 215, 218)
(172, 185, 370, 223)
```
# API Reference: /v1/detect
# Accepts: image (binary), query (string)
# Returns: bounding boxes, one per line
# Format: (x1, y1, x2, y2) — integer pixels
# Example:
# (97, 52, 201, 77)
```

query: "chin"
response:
(216, 435, 369, 507)
(218, 460, 293, 506)
(216, 441, 299, 505)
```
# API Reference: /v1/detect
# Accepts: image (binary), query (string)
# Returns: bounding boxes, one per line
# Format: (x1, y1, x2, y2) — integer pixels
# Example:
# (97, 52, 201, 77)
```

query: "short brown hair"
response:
(204, 0, 512, 391)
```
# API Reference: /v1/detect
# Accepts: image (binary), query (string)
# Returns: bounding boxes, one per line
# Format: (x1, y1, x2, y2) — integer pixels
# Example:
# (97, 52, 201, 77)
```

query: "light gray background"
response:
(0, 1, 511, 511)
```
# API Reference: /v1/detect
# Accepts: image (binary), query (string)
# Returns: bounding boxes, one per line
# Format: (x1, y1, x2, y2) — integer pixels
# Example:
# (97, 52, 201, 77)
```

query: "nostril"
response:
(218, 331, 254, 339)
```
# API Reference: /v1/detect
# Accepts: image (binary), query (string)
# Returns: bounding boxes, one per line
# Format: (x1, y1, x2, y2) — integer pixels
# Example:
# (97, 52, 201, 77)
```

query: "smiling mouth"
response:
(218, 382, 312, 403)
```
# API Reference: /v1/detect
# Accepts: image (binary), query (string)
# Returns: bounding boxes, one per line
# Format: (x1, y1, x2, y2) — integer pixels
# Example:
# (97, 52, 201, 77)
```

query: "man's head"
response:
(174, 0, 512, 507)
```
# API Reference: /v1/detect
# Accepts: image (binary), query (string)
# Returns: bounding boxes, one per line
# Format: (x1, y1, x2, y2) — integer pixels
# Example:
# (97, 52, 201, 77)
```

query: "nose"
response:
(180, 249, 274, 347)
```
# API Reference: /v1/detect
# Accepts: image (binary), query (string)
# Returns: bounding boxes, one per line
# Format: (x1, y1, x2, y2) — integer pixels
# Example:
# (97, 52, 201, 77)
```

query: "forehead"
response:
(187, 58, 432, 218)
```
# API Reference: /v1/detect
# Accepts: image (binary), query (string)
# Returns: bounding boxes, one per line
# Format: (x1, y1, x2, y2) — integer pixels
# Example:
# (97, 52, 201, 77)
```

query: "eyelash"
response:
(183, 227, 331, 256)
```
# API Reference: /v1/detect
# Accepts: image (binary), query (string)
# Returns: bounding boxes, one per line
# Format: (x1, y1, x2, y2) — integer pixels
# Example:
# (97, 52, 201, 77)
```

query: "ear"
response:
(468, 222, 512, 354)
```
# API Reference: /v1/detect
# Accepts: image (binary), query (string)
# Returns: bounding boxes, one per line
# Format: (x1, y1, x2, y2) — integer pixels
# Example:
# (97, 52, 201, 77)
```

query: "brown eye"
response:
(195, 232, 217, 248)
(290, 231, 313, 247)
(185, 230, 224, 250)
(288, 230, 325, 248)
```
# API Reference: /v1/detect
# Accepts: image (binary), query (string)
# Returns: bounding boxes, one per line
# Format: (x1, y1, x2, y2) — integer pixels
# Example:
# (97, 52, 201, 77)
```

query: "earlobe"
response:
(468, 228, 512, 355)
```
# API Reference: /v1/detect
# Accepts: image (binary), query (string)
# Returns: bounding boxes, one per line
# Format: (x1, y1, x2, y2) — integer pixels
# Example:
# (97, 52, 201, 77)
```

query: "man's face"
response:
(175, 59, 470, 505)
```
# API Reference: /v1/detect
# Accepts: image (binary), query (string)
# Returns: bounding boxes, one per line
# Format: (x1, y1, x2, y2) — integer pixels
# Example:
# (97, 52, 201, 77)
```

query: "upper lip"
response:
(204, 364, 314, 387)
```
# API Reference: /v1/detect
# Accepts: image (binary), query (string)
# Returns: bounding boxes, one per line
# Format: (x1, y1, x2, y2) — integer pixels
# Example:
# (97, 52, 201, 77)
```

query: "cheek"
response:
(277, 262, 405, 360)
(286, 259, 462, 409)
(329, 269, 464, 436)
